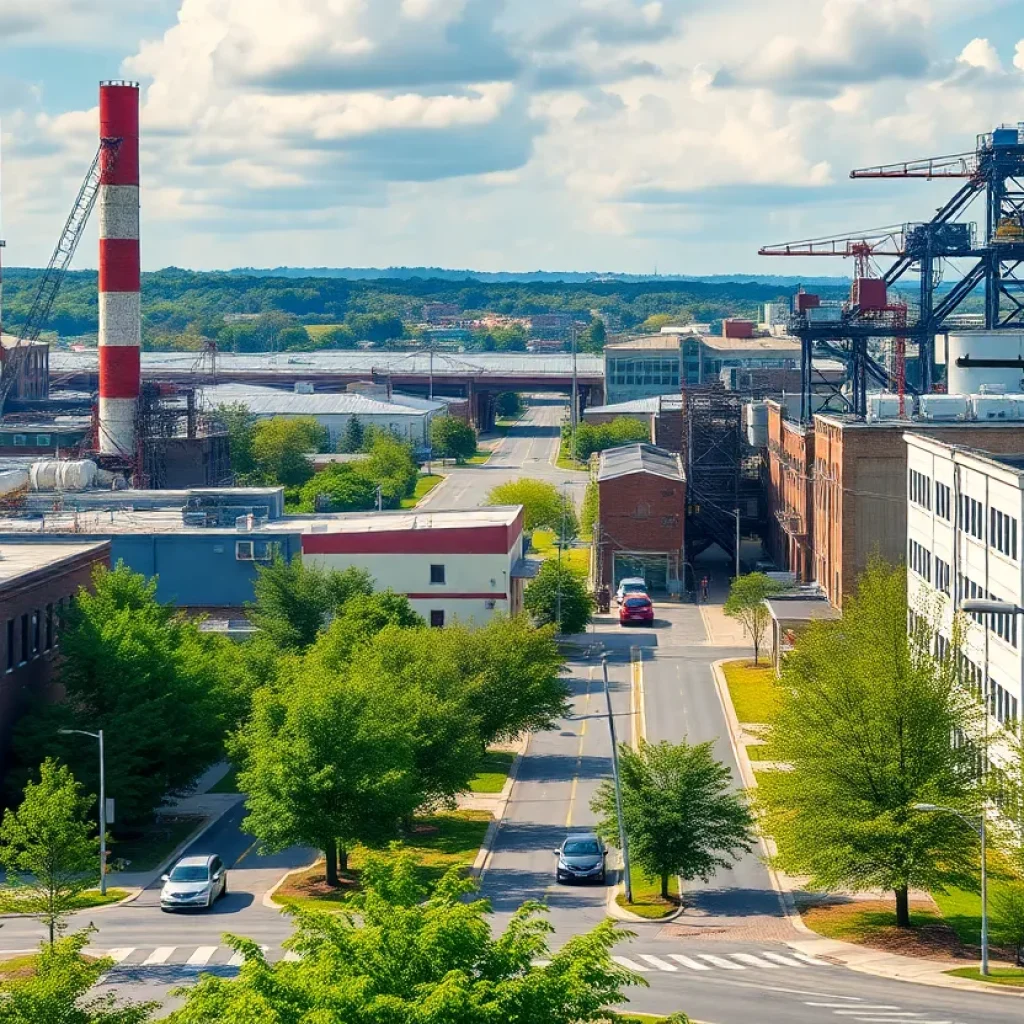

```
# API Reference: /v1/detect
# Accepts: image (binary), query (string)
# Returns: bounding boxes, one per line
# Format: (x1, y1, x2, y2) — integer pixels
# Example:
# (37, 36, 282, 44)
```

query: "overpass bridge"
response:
(49, 350, 606, 428)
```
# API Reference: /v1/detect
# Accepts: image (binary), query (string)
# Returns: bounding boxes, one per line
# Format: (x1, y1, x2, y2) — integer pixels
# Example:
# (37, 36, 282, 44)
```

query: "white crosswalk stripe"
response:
(227, 945, 269, 967)
(106, 948, 135, 964)
(611, 955, 651, 972)
(696, 953, 746, 970)
(185, 946, 218, 968)
(638, 955, 677, 972)
(142, 947, 175, 966)
(791, 951, 830, 966)
(282, 951, 302, 962)
(760, 951, 808, 968)
(667, 954, 711, 971)
(730, 952, 782, 969)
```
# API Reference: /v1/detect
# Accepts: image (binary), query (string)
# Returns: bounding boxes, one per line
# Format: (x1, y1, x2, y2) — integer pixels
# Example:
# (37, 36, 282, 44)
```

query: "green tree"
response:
(212, 402, 256, 479)
(581, 480, 599, 538)
(167, 856, 658, 1024)
(13, 566, 244, 826)
(992, 882, 1024, 966)
(277, 325, 311, 350)
(580, 318, 607, 352)
(0, 929, 156, 1023)
(592, 739, 755, 900)
(487, 478, 576, 535)
(0, 762, 99, 944)
(496, 391, 523, 418)
(640, 313, 682, 333)
(364, 433, 418, 503)
(340, 415, 364, 453)
(252, 416, 329, 486)
(430, 415, 477, 463)
(572, 417, 651, 460)
(759, 561, 982, 927)
(723, 572, 782, 665)
(491, 323, 527, 351)
(249, 555, 373, 651)
(314, 325, 358, 350)
(524, 560, 592, 635)
(235, 658, 422, 883)
(297, 462, 378, 513)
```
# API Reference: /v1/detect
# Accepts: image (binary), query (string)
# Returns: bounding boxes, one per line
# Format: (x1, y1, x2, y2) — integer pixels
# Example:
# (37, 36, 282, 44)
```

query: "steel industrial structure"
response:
(759, 124, 1024, 420)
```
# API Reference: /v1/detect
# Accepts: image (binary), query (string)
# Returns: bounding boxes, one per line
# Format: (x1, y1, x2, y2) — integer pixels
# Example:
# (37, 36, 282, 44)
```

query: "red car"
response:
(619, 593, 654, 626)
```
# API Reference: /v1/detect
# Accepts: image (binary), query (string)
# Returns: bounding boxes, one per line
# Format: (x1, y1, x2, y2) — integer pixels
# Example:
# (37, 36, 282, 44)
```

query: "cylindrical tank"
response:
(97, 80, 141, 456)
(946, 331, 1024, 396)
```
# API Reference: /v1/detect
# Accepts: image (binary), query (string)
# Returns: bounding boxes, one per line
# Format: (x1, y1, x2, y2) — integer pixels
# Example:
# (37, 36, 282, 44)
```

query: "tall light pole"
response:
(733, 507, 741, 579)
(602, 654, 633, 902)
(58, 728, 106, 895)
(555, 481, 568, 631)
(570, 324, 579, 464)
(914, 803, 987, 974)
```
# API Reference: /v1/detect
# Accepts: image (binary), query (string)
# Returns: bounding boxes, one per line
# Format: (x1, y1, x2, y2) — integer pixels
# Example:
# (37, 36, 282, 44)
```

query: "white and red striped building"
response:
(97, 81, 141, 456)
(301, 505, 531, 626)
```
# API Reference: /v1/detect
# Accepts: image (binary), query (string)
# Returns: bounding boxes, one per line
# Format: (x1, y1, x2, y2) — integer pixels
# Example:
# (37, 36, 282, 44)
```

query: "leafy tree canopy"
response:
(251, 416, 329, 486)
(572, 418, 651, 461)
(487, 479, 577, 536)
(167, 855, 659, 1024)
(723, 572, 783, 665)
(759, 560, 983, 927)
(524, 561, 592, 635)
(431, 416, 478, 463)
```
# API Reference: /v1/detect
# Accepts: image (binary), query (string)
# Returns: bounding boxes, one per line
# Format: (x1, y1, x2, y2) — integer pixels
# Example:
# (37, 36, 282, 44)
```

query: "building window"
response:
(31, 612, 39, 657)
(11, 434, 26, 447)
(5, 620, 12, 673)
(45, 604, 53, 651)
(634, 502, 651, 519)
(35, 434, 50, 447)
(909, 469, 931, 510)
(430, 564, 446, 585)
(19, 614, 28, 666)
(430, 610, 445, 628)
(908, 539, 931, 582)
(934, 556, 951, 595)
(958, 494, 984, 540)
(935, 482, 951, 520)
(236, 540, 276, 562)
(990, 508, 1018, 560)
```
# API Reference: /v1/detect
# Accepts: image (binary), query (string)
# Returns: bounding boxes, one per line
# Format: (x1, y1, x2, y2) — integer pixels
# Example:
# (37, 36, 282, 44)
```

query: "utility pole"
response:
(733, 507, 741, 579)
(59, 728, 107, 895)
(602, 654, 632, 903)
(555, 484, 566, 631)
(428, 340, 434, 401)
(570, 323, 579, 463)
(376, 485, 383, 512)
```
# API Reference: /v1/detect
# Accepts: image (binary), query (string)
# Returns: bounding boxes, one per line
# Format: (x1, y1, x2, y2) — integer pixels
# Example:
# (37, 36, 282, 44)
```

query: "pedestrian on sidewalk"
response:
(701, 576, 709, 602)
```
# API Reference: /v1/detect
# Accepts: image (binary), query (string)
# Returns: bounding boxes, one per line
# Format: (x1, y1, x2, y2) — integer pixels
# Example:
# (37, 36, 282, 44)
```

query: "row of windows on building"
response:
(909, 474, 1019, 562)
(958, 572, 1019, 647)
(607, 358, 681, 387)
(931, 638, 1021, 728)
(0, 433, 56, 447)
(5, 599, 67, 672)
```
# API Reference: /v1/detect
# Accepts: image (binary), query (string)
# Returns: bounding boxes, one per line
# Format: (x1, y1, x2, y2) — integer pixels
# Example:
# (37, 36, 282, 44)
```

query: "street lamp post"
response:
(602, 654, 633, 902)
(58, 728, 106, 895)
(913, 803, 987, 974)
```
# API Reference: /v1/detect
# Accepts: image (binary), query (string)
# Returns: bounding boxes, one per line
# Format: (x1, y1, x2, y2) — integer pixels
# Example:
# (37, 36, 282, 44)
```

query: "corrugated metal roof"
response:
(584, 397, 661, 415)
(597, 443, 684, 483)
(200, 384, 443, 417)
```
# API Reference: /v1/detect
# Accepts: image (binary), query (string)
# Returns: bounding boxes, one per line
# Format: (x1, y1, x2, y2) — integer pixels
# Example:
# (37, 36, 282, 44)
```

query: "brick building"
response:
(812, 415, 1024, 608)
(765, 399, 815, 581)
(0, 541, 111, 782)
(595, 444, 685, 593)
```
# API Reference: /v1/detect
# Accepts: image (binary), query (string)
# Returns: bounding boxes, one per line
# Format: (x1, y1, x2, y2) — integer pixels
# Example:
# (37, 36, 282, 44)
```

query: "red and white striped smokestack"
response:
(98, 80, 140, 456)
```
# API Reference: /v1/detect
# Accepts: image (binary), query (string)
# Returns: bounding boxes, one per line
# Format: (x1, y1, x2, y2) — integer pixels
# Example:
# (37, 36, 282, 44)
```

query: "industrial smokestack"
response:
(97, 80, 140, 456)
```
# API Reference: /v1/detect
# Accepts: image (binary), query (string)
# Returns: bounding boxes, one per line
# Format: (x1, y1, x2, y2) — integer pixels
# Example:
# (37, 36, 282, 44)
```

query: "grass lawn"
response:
(208, 766, 240, 794)
(0, 887, 129, 915)
(556, 452, 587, 472)
(946, 966, 1024, 986)
(469, 750, 516, 794)
(616, 865, 680, 920)
(0, 955, 41, 978)
(721, 660, 780, 725)
(932, 875, 1023, 948)
(273, 810, 491, 910)
(111, 815, 205, 873)
(745, 735, 786, 764)
(531, 529, 590, 575)
(400, 473, 444, 508)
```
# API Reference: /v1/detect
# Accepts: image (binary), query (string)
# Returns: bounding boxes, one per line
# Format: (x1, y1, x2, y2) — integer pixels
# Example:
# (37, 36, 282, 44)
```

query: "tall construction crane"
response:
(758, 124, 1024, 420)
(0, 136, 122, 414)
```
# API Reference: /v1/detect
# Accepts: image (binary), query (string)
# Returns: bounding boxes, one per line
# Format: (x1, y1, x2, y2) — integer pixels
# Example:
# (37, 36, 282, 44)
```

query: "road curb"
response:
(604, 874, 685, 925)
(710, 657, 815, 938)
(262, 855, 324, 909)
(0, 886, 143, 920)
(471, 734, 530, 881)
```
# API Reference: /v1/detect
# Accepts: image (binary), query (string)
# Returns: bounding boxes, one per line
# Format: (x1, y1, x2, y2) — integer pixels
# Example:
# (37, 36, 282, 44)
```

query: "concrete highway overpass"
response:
(49, 350, 606, 428)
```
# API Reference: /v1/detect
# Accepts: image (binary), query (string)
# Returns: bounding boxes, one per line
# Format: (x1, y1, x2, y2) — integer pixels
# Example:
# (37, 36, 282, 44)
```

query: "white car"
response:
(616, 577, 647, 604)
(160, 854, 227, 911)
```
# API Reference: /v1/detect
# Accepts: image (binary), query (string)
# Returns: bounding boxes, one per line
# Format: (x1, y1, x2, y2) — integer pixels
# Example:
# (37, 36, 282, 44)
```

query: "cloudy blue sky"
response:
(1, 0, 1022, 274)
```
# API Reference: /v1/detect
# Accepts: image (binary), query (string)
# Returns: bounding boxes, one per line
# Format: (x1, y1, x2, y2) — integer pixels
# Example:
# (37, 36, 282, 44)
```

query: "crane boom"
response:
(758, 225, 906, 258)
(850, 151, 977, 179)
(0, 137, 121, 413)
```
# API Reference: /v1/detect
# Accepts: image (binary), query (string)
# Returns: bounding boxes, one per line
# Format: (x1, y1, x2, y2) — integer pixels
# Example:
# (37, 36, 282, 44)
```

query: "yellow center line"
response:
(565, 666, 594, 828)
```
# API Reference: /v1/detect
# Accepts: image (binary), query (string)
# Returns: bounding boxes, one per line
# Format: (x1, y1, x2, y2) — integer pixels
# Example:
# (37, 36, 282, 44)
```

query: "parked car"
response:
(554, 833, 607, 884)
(615, 577, 647, 604)
(620, 593, 654, 626)
(160, 854, 227, 911)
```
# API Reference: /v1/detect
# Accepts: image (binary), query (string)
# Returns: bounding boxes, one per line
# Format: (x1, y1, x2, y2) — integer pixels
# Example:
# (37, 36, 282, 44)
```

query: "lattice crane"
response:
(0, 137, 121, 413)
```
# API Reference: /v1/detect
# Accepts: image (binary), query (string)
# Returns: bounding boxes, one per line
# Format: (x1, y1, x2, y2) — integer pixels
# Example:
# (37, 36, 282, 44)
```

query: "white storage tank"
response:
(970, 395, 1021, 420)
(744, 401, 768, 447)
(918, 394, 970, 421)
(866, 393, 902, 421)
(947, 331, 1024, 395)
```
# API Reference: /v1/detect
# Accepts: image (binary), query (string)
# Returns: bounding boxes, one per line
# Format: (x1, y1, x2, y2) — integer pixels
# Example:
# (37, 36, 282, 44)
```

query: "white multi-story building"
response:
(905, 433, 1023, 761)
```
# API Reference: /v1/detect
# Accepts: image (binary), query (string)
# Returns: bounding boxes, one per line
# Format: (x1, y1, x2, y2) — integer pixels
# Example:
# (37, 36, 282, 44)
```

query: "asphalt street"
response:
(5, 404, 1020, 1021)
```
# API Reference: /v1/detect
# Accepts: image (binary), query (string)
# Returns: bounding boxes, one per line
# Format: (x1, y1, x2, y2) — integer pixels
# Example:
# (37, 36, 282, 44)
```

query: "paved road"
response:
(418, 395, 588, 511)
